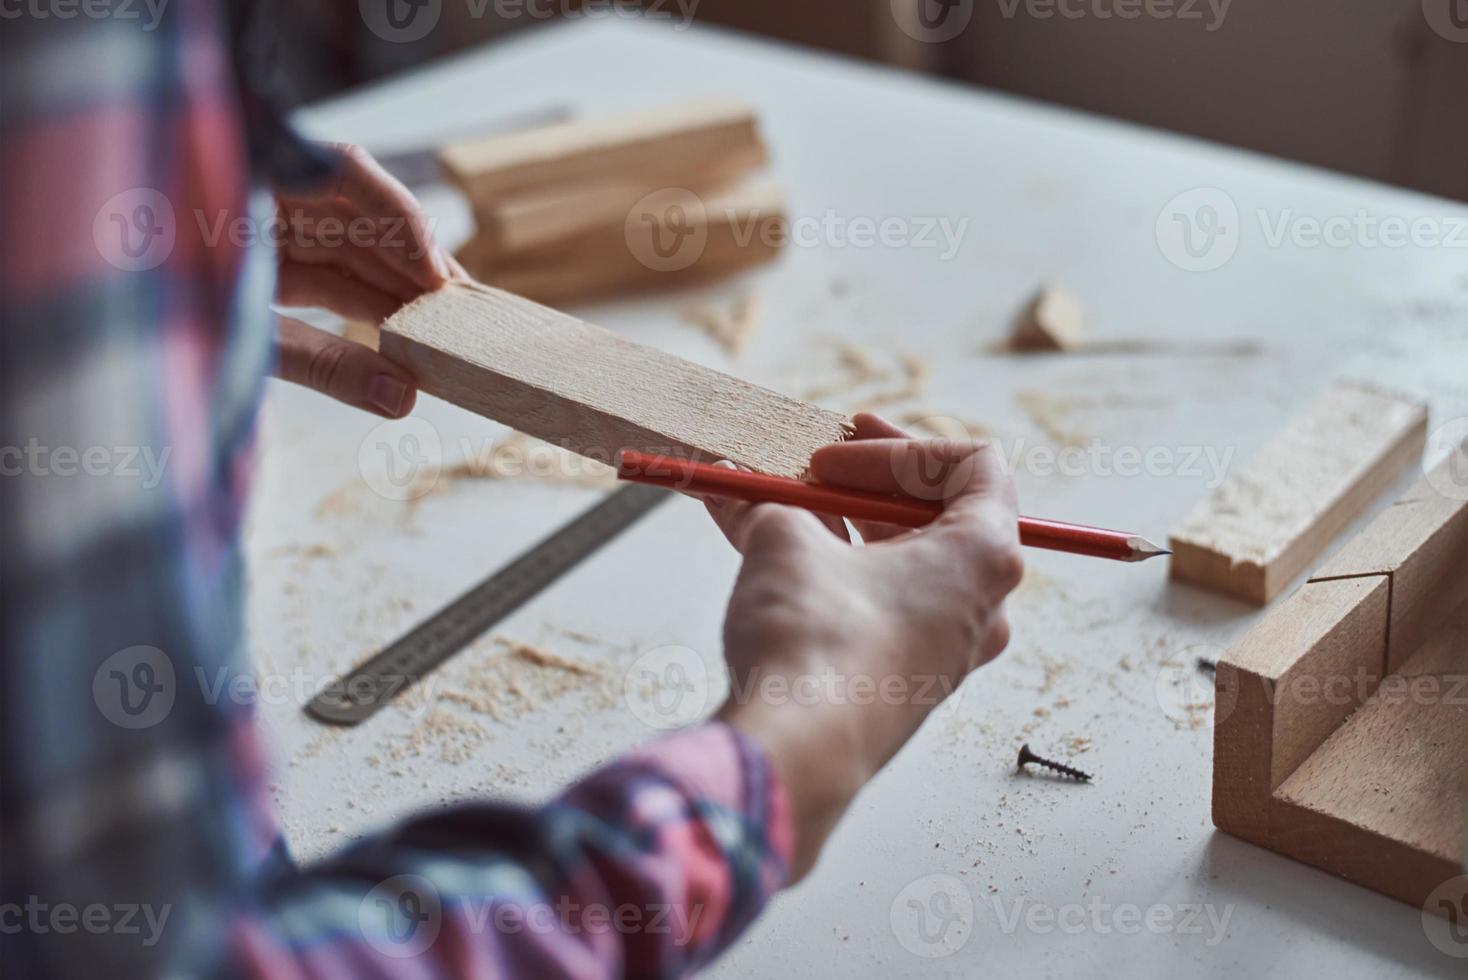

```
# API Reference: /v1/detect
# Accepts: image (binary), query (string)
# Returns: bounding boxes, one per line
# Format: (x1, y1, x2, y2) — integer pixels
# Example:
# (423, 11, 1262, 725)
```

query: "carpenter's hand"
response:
(707, 414, 1021, 880)
(271, 143, 466, 418)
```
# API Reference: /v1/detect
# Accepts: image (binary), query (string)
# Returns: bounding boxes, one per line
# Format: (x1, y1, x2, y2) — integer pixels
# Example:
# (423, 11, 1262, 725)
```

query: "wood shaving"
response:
(432, 635, 608, 725)
(682, 291, 763, 356)
(854, 354, 930, 411)
(894, 410, 989, 441)
(802, 343, 892, 402)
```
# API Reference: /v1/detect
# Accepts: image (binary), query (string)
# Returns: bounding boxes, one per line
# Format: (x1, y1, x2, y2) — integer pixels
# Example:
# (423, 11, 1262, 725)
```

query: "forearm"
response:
(233, 723, 791, 979)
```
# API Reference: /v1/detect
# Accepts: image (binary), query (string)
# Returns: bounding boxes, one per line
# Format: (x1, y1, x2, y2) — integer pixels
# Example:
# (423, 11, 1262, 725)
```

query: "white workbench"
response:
(246, 18, 1468, 979)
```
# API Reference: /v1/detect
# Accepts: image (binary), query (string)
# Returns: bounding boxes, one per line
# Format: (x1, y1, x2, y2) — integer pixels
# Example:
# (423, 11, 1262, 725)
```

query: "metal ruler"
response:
(306, 484, 670, 726)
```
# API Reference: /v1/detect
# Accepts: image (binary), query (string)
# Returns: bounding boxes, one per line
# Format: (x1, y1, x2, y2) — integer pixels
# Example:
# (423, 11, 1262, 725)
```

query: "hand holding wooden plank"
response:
(380, 281, 851, 477)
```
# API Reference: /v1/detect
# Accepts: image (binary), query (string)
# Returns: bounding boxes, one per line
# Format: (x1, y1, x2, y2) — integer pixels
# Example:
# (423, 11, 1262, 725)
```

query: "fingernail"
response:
(367, 374, 408, 416)
(712, 460, 736, 470)
(433, 247, 453, 282)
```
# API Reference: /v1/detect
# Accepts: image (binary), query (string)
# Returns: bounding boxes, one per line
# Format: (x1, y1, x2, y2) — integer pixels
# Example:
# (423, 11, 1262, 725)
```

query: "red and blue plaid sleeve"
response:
(232, 723, 793, 978)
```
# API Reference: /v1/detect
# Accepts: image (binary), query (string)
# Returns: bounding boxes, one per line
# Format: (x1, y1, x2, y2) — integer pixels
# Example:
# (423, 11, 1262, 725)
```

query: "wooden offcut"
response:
(439, 98, 765, 206)
(1170, 380, 1427, 604)
(380, 281, 850, 478)
(1212, 448, 1468, 912)
(457, 180, 787, 305)
(1009, 286, 1083, 351)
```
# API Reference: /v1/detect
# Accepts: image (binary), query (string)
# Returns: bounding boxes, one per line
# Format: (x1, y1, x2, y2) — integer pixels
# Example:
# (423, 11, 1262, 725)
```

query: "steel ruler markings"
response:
(306, 484, 670, 726)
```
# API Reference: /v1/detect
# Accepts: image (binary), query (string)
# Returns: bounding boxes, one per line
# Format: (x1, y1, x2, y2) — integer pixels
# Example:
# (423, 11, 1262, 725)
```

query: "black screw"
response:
(1017, 743, 1091, 782)
(1195, 657, 1218, 676)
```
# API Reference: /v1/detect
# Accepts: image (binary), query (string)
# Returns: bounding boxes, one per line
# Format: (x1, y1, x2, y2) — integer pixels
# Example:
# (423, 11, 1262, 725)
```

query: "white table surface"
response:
(247, 17, 1468, 979)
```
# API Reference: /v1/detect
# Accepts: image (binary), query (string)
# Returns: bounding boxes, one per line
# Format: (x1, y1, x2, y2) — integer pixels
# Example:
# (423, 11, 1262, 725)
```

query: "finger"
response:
(810, 437, 986, 498)
(276, 261, 403, 324)
(278, 201, 424, 303)
(314, 143, 449, 289)
(444, 249, 472, 282)
(931, 444, 1024, 596)
(732, 503, 828, 557)
(274, 317, 418, 418)
(848, 412, 911, 441)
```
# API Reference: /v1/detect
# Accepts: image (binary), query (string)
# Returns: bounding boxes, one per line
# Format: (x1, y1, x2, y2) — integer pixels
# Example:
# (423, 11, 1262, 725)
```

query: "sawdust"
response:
(682, 291, 763, 356)
(1014, 390, 1088, 447)
(415, 431, 617, 497)
(433, 635, 609, 725)
(383, 708, 490, 765)
(802, 342, 892, 402)
(854, 354, 931, 411)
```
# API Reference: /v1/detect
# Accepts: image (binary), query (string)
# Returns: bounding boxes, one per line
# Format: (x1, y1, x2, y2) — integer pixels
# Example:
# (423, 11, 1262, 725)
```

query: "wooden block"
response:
(438, 98, 765, 205)
(477, 145, 766, 259)
(1311, 445, 1468, 672)
(1170, 380, 1427, 604)
(1213, 575, 1389, 843)
(1270, 600, 1468, 909)
(457, 180, 787, 305)
(1008, 286, 1083, 351)
(379, 281, 849, 478)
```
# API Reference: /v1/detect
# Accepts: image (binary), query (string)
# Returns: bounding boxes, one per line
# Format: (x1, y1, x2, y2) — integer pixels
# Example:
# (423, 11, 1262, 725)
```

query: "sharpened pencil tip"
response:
(1126, 537, 1172, 562)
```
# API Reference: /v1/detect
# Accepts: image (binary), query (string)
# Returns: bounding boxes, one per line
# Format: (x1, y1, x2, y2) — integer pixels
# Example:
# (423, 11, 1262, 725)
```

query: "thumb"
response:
(274, 316, 417, 418)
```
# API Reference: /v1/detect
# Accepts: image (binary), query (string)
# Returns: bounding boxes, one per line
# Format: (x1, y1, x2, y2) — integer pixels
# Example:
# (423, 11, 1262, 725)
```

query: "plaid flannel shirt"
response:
(0, 3, 791, 977)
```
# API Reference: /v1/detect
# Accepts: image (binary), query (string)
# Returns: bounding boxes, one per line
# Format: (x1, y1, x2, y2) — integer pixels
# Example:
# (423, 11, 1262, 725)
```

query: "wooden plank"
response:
(379, 281, 850, 478)
(1311, 445, 1468, 672)
(1169, 380, 1427, 604)
(1270, 599, 1468, 909)
(476, 145, 766, 259)
(1213, 575, 1389, 843)
(457, 180, 787, 305)
(438, 98, 765, 205)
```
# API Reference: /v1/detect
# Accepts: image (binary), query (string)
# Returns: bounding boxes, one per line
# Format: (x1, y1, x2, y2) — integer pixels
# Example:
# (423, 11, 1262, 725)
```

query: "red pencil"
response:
(616, 449, 1169, 563)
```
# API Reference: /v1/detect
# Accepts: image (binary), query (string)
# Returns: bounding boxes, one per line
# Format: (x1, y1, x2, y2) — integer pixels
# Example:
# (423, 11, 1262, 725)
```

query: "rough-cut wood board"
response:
(1213, 575, 1389, 843)
(1009, 285, 1083, 351)
(1170, 380, 1427, 604)
(439, 98, 764, 204)
(1270, 600, 1468, 910)
(477, 145, 766, 259)
(1311, 445, 1468, 672)
(380, 282, 849, 478)
(457, 180, 786, 305)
